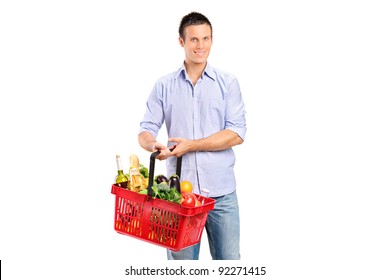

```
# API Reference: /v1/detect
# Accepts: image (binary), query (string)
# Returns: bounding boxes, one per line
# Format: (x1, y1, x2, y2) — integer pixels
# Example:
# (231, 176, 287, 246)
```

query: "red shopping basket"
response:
(111, 151, 215, 251)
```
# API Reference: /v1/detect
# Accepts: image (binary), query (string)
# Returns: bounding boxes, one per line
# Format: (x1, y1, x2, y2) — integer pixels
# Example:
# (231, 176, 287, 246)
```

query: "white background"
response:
(1, 0, 389, 279)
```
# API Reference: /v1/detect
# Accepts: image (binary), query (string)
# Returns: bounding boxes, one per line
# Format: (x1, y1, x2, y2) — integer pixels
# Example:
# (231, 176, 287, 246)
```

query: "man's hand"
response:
(152, 142, 173, 160)
(168, 137, 194, 157)
(139, 131, 174, 160)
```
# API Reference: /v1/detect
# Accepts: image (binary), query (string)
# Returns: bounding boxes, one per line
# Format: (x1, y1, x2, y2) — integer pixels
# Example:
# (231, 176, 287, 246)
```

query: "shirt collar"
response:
(175, 62, 216, 82)
(203, 63, 216, 81)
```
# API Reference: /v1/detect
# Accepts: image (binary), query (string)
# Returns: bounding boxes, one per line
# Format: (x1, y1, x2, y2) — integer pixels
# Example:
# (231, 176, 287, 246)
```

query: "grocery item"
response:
(115, 155, 128, 188)
(181, 192, 198, 207)
(168, 175, 181, 193)
(127, 154, 147, 192)
(180, 180, 193, 193)
(155, 174, 169, 184)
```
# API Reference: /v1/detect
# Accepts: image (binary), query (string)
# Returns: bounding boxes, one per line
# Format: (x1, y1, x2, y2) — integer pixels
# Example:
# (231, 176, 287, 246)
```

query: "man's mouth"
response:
(195, 50, 206, 55)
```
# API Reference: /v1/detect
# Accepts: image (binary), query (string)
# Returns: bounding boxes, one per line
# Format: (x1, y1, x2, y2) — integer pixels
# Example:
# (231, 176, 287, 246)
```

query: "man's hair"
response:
(179, 12, 213, 40)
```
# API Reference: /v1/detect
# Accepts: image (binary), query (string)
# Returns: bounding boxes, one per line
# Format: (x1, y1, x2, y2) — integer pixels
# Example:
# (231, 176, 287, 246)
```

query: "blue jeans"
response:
(167, 190, 240, 260)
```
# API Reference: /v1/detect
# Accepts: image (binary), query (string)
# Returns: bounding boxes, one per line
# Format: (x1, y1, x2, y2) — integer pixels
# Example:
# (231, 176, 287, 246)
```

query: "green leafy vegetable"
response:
(138, 189, 148, 195)
(139, 164, 149, 178)
(151, 183, 182, 204)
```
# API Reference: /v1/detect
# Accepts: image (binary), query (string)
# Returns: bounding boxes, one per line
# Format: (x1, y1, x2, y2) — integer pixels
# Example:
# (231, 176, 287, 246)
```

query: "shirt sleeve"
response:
(225, 77, 247, 141)
(139, 81, 165, 138)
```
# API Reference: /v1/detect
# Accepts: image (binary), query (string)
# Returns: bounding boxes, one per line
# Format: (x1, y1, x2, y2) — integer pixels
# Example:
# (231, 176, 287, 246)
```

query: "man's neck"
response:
(184, 61, 207, 85)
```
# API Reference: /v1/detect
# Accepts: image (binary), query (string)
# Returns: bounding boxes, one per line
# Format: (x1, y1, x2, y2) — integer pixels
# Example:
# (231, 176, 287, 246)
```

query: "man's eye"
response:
(191, 38, 197, 42)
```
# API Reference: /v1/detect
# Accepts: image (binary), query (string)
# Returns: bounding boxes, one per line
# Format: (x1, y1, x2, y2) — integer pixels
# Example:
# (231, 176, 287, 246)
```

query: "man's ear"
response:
(178, 36, 184, 47)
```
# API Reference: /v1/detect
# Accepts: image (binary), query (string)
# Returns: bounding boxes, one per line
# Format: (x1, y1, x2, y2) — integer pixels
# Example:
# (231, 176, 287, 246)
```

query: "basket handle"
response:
(147, 149, 182, 196)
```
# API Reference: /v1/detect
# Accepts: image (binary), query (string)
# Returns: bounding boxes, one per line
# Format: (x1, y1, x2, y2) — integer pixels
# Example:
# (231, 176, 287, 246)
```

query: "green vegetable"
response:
(138, 189, 148, 195)
(139, 164, 149, 178)
(151, 182, 182, 204)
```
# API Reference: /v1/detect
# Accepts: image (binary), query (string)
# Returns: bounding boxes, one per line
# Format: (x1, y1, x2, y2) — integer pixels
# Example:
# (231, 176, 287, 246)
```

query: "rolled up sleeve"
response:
(225, 77, 247, 141)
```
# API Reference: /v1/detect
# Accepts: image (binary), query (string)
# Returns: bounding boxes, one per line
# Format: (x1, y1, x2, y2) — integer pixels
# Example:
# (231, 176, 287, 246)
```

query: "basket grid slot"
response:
(115, 197, 144, 236)
(148, 207, 180, 247)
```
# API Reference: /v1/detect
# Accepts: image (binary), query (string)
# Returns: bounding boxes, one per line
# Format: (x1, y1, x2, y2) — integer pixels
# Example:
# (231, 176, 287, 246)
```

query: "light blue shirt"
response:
(139, 63, 247, 197)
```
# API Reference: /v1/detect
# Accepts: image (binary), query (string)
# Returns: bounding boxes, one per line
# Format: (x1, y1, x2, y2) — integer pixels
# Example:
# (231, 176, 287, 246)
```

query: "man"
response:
(138, 11, 246, 260)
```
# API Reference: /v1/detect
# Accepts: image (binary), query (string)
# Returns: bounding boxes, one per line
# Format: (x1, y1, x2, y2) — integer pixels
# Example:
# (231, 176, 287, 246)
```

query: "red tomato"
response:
(181, 192, 197, 207)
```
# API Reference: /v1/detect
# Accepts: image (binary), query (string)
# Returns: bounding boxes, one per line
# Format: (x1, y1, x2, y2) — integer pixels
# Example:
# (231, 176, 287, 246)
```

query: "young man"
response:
(138, 12, 247, 260)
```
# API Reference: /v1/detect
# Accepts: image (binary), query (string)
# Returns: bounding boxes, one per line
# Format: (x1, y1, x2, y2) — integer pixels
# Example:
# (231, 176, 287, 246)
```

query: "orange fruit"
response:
(180, 180, 193, 193)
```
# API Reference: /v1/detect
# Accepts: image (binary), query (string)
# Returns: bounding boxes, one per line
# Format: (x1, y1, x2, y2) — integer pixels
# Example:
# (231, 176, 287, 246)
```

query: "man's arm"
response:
(169, 129, 243, 158)
(138, 131, 172, 160)
(138, 131, 158, 152)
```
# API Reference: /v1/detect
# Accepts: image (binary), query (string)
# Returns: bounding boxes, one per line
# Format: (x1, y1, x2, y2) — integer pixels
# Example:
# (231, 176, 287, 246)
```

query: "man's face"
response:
(179, 24, 212, 66)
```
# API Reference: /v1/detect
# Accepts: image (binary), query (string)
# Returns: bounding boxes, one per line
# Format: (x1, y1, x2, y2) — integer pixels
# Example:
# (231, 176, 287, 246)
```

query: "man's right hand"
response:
(153, 142, 172, 160)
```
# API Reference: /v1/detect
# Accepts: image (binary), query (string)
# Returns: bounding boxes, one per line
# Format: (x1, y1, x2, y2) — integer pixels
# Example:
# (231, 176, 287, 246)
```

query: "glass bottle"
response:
(115, 155, 128, 188)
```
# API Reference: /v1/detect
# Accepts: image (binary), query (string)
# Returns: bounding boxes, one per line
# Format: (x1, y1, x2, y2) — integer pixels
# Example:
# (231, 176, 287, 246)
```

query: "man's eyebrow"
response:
(188, 35, 211, 38)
